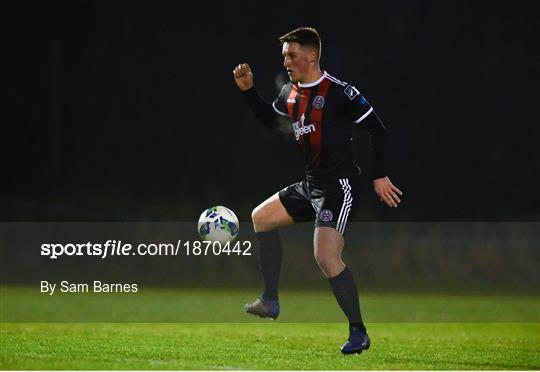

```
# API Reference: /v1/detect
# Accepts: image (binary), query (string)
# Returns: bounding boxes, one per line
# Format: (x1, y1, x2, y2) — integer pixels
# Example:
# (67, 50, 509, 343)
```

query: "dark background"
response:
(4, 0, 540, 222)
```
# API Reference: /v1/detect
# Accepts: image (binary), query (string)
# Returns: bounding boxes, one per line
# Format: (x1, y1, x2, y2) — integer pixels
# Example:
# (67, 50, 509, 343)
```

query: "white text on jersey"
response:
(292, 113, 316, 140)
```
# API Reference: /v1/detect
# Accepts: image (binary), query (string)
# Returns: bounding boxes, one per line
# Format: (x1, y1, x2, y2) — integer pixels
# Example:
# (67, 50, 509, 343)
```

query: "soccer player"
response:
(233, 27, 403, 355)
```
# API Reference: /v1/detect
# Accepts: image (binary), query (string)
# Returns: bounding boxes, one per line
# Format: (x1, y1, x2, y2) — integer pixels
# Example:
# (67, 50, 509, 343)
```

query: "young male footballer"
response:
(233, 27, 403, 355)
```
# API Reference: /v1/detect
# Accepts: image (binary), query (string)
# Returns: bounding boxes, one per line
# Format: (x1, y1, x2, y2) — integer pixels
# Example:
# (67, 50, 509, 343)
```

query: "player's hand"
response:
(373, 177, 403, 208)
(233, 63, 254, 91)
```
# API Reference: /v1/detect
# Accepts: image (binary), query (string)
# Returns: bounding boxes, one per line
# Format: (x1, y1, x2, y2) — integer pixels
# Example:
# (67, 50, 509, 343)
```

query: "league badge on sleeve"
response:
(344, 85, 360, 100)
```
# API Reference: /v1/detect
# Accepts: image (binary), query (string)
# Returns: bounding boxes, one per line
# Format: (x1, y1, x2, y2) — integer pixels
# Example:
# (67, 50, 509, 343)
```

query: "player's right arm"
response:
(233, 63, 284, 130)
(233, 63, 254, 91)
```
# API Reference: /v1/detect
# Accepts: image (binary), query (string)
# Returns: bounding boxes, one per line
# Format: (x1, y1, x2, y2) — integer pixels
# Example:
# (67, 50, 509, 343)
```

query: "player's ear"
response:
(309, 49, 317, 63)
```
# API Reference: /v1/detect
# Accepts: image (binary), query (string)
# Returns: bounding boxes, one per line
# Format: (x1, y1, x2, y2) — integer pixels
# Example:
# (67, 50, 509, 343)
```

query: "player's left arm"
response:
(360, 112, 403, 208)
(344, 86, 403, 207)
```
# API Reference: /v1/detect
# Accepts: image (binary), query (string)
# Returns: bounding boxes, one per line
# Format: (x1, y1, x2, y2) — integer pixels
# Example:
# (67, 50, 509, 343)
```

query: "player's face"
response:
(282, 42, 313, 83)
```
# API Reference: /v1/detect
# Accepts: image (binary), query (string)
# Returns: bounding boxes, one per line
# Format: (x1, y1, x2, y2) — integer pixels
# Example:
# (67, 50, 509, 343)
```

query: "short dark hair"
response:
(279, 27, 321, 55)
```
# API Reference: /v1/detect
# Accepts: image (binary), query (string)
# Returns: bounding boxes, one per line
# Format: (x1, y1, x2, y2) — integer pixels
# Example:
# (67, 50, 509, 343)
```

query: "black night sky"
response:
(4, 1, 539, 221)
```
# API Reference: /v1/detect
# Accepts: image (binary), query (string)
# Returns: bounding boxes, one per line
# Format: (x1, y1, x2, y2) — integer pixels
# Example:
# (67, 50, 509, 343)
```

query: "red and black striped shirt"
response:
(243, 71, 385, 182)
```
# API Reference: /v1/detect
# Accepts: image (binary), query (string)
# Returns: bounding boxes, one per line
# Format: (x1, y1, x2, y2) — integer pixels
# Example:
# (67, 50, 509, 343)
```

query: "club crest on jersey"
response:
(320, 209, 333, 222)
(292, 113, 316, 140)
(312, 95, 325, 109)
(344, 85, 360, 100)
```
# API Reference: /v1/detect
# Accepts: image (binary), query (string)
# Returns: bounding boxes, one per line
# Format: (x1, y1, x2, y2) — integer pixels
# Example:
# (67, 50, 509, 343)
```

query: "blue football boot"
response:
(244, 298, 280, 320)
(341, 326, 371, 355)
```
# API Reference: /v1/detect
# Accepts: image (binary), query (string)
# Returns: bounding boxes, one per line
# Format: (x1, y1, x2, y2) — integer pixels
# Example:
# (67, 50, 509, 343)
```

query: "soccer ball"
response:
(197, 206, 239, 243)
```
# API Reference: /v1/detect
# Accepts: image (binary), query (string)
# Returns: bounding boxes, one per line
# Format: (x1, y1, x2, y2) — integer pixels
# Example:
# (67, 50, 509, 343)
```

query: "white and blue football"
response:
(197, 206, 239, 243)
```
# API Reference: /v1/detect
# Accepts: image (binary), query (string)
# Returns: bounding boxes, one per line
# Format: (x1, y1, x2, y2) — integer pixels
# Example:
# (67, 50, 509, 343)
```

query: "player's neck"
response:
(300, 68, 323, 85)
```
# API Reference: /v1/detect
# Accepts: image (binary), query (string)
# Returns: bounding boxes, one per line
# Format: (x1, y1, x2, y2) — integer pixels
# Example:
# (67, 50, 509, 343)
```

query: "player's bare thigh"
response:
(251, 193, 294, 232)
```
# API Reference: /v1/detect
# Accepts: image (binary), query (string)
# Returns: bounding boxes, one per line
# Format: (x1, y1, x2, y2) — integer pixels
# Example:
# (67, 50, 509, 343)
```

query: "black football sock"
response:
(256, 231, 282, 301)
(328, 266, 367, 333)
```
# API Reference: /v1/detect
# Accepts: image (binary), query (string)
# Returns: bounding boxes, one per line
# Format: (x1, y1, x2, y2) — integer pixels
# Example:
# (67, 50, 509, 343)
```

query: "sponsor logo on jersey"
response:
(344, 85, 360, 100)
(312, 95, 325, 109)
(292, 113, 316, 140)
(320, 209, 333, 222)
(287, 98, 296, 103)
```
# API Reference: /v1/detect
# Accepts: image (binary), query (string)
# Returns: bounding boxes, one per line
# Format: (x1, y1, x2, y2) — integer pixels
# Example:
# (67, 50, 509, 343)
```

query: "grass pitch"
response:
(1, 323, 538, 370)
(1, 287, 539, 369)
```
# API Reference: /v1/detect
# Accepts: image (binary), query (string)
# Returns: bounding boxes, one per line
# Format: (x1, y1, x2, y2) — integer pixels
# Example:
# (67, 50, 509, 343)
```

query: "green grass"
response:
(1, 323, 539, 370)
(1, 286, 539, 369)
(2, 286, 539, 322)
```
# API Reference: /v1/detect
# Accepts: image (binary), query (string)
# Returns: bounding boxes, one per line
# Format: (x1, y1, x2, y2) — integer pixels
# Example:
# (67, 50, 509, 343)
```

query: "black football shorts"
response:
(278, 176, 360, 235)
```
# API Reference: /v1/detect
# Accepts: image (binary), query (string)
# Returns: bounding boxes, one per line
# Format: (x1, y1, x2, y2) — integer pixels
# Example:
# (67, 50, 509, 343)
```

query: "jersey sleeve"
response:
(342, 83, 374, 124)
(271, 84, 291, 118)
(242, 87, 280, 130)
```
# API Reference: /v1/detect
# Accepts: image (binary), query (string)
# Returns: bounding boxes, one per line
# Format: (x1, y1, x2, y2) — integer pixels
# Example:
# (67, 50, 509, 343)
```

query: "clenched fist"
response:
(233, 63, 254, 91)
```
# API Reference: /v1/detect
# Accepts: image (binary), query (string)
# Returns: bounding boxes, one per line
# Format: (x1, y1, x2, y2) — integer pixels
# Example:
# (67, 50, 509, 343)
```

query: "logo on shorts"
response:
(320, 209, 333, 222)
(312, 95, 325, 109)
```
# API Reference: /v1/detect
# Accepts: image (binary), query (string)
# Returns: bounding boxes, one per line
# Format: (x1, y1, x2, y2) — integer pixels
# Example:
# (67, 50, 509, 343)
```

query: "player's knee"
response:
(314, 251, 342, 276)
(251, 206, 273, 231)
(314, 252, 331, 271)
(251, 206, 264, 224)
